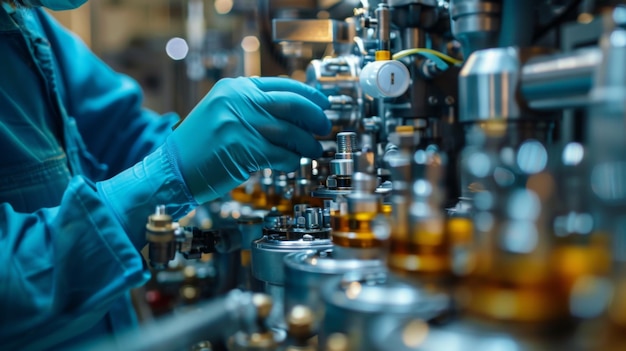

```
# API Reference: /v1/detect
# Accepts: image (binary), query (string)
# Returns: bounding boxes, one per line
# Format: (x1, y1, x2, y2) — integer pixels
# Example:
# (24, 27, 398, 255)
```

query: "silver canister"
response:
(251, 204, 333, 329)
(319, 272, 449, 351)
(283, 249, 385, 334)
(251, 238, 333, 330)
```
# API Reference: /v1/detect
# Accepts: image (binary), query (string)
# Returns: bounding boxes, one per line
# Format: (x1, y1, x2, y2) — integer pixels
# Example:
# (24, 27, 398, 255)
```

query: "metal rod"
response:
(80, 290, 255, 351)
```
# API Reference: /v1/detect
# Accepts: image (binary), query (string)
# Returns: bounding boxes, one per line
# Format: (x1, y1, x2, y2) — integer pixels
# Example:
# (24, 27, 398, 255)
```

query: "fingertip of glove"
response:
(317, 114, 332, 136)
(312, 90, 331, 110)
(309, 141, 325, 159)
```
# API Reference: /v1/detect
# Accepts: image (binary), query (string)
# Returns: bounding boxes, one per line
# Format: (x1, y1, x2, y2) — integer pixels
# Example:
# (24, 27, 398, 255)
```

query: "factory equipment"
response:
(83, 1, 626, 350)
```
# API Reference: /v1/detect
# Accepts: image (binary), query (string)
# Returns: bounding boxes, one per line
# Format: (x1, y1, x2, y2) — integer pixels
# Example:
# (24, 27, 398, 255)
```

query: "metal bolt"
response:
(445, 96, 455, 105)
(252, 293, 273, 319)
(326, 333, 349, 351)
(428, 96, 439, 105)
(287, 305, 314, 337)
(337, 132, 357, 154)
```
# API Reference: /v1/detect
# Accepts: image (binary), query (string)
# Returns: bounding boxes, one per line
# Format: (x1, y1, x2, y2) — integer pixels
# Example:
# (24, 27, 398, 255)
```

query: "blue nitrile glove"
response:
(165, 76, 331, 204)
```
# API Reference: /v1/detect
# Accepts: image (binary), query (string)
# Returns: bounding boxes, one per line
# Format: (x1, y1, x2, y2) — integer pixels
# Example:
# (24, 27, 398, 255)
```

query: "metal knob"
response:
(252, 293, 273, 320)
(287, 305, 314, 344)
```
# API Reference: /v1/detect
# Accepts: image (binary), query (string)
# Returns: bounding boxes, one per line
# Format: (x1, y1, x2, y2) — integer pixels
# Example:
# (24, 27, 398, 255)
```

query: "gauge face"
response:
(360, 60, 410, 98)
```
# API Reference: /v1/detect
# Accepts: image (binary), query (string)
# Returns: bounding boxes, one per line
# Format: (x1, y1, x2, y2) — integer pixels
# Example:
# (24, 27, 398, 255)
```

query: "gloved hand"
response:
(165, 76, 331, 204)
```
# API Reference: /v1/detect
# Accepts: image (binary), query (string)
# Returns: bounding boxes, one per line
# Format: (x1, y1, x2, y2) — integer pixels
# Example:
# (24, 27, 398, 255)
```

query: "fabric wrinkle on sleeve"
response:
(96, 145, 197, 250)
(0, 176, 149, 350)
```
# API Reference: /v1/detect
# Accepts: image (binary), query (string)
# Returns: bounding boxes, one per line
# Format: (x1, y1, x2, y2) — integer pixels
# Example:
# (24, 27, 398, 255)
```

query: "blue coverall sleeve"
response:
(0, 145, 196, 350)
(35, 10, 179, 178)
(0, 177, 148, 350)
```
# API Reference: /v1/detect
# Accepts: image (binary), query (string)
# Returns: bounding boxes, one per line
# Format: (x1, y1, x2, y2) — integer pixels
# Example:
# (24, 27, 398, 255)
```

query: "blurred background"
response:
(50, 0, 258, 117)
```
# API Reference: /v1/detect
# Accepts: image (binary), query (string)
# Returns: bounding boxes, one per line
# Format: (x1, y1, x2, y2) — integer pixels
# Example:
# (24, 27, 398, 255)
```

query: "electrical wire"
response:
(392, 48, 463, 65)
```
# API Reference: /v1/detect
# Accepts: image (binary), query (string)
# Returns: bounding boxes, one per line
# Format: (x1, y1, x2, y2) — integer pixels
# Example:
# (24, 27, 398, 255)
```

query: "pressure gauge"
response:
(359, 60, 410, 98)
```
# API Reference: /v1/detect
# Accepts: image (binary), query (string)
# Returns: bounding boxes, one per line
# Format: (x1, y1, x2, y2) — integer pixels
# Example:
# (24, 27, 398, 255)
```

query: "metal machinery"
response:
(87, 1, 626, 350)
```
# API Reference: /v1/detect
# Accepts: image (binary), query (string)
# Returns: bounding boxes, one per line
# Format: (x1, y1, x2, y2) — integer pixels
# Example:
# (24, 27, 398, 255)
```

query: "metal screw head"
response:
(252, 293, 273, 319)
(326, 333, 349, 351)
(428, 96, 439, 105)
(183, 266, 197, 279)
(180, 285, 198, 301)
(287, 305, 314, 337)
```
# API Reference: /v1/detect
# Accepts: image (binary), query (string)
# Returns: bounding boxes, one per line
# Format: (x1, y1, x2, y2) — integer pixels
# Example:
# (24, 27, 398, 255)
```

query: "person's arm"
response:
(0, 177, 146, 350)
(0, 145, 196, 350)
(35, 9, 177, 177)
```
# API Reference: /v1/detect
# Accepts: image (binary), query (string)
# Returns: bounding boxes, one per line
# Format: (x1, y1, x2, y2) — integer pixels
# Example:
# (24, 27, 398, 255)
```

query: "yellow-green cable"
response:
(392, 48, 463, 65)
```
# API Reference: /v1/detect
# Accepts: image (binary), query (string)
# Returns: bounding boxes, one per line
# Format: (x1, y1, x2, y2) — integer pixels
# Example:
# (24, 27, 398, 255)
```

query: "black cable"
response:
(532, 0, 584, 42)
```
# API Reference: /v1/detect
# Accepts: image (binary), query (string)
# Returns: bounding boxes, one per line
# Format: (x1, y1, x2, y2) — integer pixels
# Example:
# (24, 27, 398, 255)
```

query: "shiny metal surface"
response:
(521, 48, 602, 109)
(330, 159, 355, 176)
(320, 272, 450, 351)
(306, 56, 362, 132)
(450, 0, 501, 57)
(251, 237, 334, 286)
(459, 47, 521, 122)
(251, 237, 333, 330)
(85, 290, 258, 351)
(337, 132, 358, 155)
(375, 3, 391, 51)
(284, 250, 385, 332)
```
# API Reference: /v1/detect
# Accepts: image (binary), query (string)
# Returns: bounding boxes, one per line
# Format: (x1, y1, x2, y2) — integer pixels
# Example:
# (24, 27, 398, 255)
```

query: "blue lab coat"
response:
(0, 5, 194, 349)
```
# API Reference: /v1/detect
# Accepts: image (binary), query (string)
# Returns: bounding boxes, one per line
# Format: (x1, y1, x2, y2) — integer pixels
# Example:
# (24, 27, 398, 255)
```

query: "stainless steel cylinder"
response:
(330, 159, 354, 176)
(346, 193, 379, 214)
(283, 250, 385, 333)
(252, 238, 333, 287)
(376, 3, 391, 51)
(352, 172, 378, 193)
(450, 0, 501, 57)
(251, 237, 333, 328)
(319, 272, 449, 351)
(459, 47, 521, 122)
(403, 27, 426, 51)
